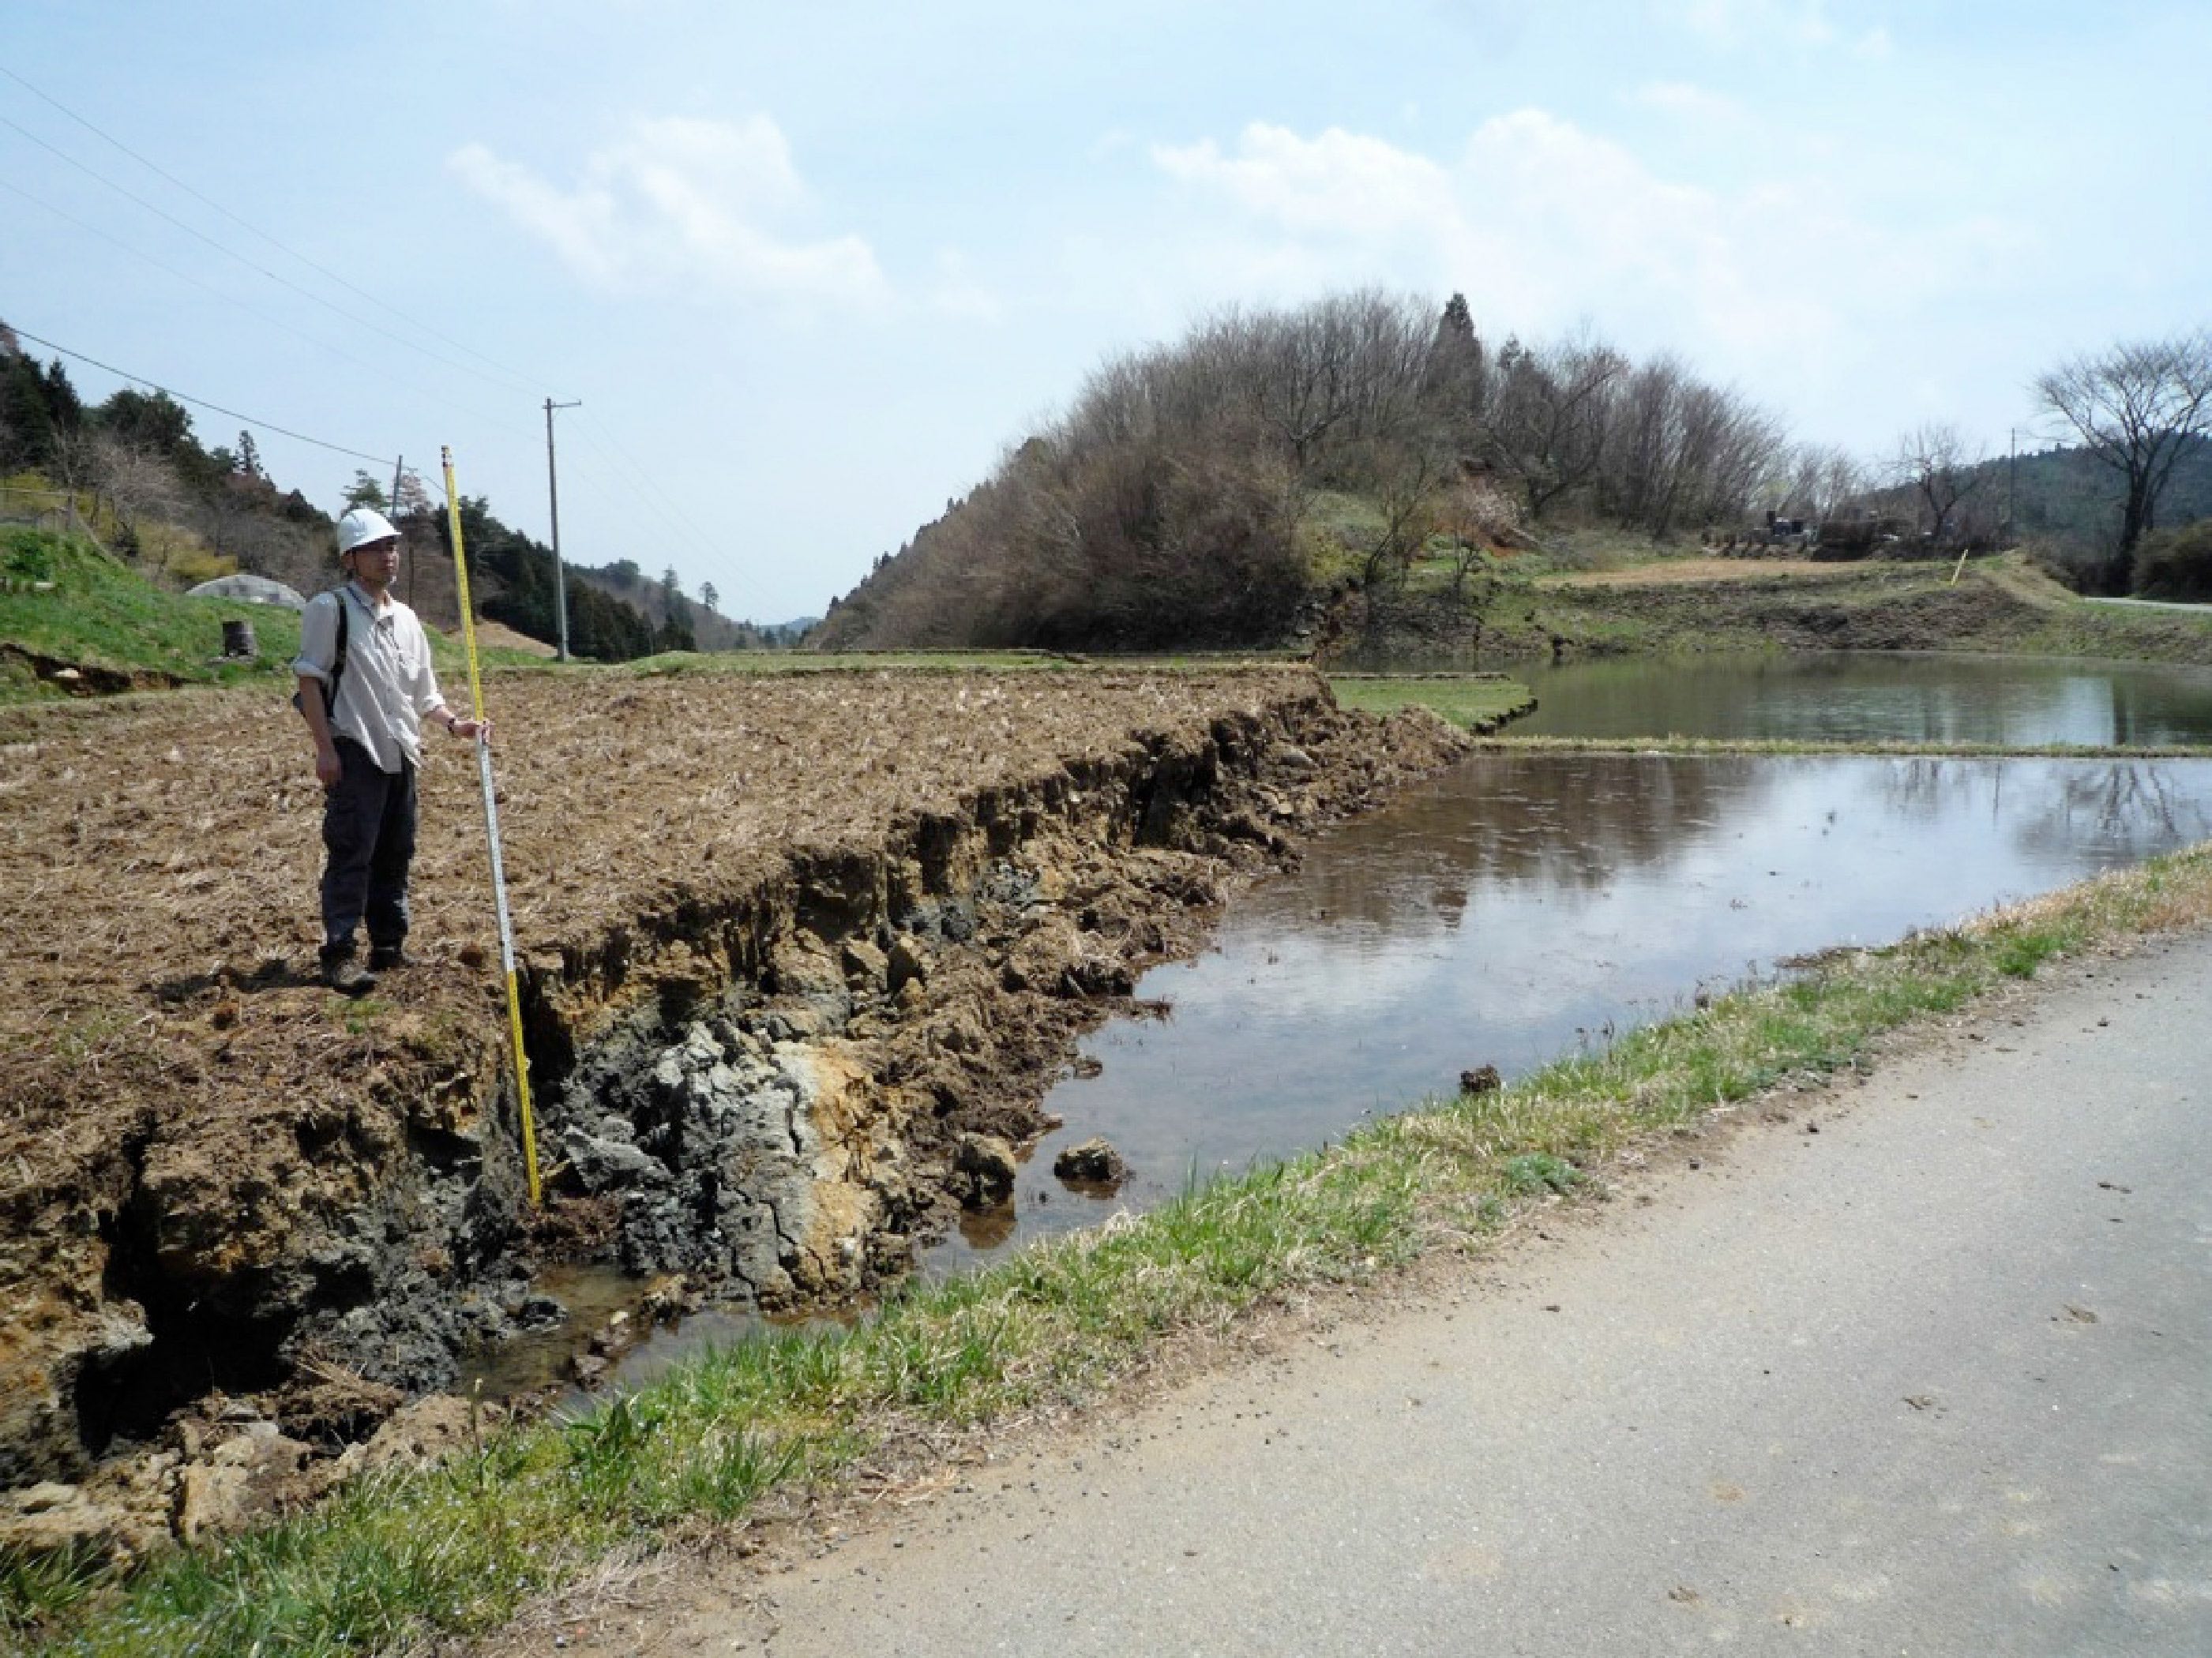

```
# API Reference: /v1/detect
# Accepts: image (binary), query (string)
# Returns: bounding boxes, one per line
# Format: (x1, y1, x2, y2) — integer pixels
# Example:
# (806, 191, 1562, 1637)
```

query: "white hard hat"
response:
(336, 507, 400, 557)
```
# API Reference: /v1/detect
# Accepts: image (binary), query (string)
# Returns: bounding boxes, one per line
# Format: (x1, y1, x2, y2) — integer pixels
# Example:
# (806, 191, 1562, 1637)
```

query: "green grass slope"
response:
(0, 527, 561, 707)
(0, 527, 305, 702)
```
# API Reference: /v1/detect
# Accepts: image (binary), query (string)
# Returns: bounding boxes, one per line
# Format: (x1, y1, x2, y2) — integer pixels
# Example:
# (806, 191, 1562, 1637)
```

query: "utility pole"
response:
(543, 399, 581, 662)
(392, 455, 414, 607)
(2007, 428, 2020, 546)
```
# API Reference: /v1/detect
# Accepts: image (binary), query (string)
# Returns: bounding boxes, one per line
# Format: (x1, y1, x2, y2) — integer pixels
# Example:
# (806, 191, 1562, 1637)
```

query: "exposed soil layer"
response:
(0, 643, 182, 696)
(0, 666, 1467, 1534)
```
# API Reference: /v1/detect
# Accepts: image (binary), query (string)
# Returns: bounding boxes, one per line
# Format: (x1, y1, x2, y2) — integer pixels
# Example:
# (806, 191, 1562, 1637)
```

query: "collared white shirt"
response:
(291, 582, 447, 774)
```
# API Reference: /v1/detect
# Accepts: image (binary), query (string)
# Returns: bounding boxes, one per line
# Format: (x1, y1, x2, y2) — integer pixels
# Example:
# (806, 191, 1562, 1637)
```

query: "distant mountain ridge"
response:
(568, 558, 811, 651)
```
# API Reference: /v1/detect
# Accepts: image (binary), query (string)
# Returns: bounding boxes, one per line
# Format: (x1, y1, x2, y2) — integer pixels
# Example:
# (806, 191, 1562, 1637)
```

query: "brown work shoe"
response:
(322, 956, 378, 996)
(368, 945, 417, 972)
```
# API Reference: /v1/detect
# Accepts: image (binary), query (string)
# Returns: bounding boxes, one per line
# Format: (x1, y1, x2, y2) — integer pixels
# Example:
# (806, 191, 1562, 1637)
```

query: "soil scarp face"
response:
(0, 666, 1465, 1540)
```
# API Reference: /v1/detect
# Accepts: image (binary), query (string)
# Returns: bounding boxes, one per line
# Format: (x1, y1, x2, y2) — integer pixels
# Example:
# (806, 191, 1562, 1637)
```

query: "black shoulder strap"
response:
(329, 587, 351, 709)
(299, 587, 351, 717)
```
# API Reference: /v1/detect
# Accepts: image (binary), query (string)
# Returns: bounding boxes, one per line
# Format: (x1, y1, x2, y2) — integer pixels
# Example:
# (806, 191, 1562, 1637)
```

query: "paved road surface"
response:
(659, 934, 2211, 1656)
(2083, 596, 2212, 617)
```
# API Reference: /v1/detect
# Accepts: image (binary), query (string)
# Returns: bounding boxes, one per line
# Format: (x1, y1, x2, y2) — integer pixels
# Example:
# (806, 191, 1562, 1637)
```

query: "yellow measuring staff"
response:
(441, 446, 543, 1208)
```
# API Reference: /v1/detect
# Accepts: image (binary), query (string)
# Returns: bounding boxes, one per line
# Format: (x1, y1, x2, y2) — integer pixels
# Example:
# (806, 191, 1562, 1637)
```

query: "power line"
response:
(576, 410, 757, 587)
(559, 425, 755, 606)
(4, 321, 396, 467)
(1, 66, 768, 605)
(0, 63, 543, 392)
(1, 174, 539, 446)
(565, 412, 775, 616)
(0, 109, 542, 399)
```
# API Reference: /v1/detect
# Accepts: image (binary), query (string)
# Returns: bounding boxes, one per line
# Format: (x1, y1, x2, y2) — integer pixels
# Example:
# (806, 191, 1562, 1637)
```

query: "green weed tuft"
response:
(1498, 1152, 1583, 1195)
(0, 1546, 110, 1641)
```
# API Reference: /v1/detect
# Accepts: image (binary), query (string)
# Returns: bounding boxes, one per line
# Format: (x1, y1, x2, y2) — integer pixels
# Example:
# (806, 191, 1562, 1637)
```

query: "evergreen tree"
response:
(0, 352, 60, 472)
(344, 471, 389, 512)
(96, 390, 196, 456)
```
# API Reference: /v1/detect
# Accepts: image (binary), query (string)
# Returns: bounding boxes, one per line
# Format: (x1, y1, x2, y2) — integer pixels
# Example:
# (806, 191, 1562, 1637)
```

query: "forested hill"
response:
(2002, 436, 2212, 556)
(815, 294, 2212, 651)
(811, 291, 1815, 652)
(569, 558, 812, 651)
(0, 325, 681, 661)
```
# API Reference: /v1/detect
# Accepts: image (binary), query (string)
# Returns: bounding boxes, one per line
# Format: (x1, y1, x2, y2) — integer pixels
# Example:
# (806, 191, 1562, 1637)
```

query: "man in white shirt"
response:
(293, 507, 486, 995)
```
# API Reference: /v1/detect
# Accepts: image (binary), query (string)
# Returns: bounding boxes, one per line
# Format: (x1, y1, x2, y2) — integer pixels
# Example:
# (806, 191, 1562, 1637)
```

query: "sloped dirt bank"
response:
(1343, 557, 2212, 666)
(0, 666, 1466, 1550)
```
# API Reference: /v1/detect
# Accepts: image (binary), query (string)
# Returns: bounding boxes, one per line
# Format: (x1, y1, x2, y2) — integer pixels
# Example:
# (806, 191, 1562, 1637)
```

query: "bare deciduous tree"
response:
(1486, 332, 1625, 520)
(392, 468, 435, 518)
(1891, 422, 1985, 545)
(1359, 441, 1447, 592)
(88, 432, 186, 553)
(48, 427, 103, 535)
(1755, 445, 1865, 546)
(2034, 330, 2212, 588)
(1440, 479, 1523, 596)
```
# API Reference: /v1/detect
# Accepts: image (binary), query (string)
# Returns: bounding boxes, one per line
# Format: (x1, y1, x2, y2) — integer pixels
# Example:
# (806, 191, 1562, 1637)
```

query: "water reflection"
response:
(2013, 763, 2212, 864)
(928, 752, 2212, 1274)
(1286, 752, 1762, 917)
(1511, 653, 2212, 746)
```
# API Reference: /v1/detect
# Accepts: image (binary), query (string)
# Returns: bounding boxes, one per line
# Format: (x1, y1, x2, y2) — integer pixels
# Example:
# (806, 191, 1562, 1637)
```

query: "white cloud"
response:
(1633, 81, 1747, 124)
(927, 249, 1001, 321)
(1853, 25, 1895, 58)
(1429, 0, 1542, 49)
(1147, 112, 2021, 404)
(1673, 0, 1840, 51)
(1153, 126, 1458, 242)
(449, 115, 889, 311)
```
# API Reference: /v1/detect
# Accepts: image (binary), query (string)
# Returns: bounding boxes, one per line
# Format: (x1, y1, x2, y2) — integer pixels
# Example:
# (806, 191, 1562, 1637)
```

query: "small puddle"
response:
(457, 1263, 652, 1399)
(460, 1262, 844, 1406)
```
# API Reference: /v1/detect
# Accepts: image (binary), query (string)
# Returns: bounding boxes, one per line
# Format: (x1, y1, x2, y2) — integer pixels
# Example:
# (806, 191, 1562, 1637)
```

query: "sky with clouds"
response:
(5, 1, 2206, 623)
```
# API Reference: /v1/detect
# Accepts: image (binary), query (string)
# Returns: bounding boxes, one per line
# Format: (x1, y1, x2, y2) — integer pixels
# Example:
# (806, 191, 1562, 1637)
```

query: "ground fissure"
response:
(0, 666, 1467, 1553)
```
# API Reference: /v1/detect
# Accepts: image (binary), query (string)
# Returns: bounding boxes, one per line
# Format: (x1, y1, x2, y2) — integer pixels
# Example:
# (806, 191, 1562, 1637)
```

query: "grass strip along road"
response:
(9, 838, 2210, 1656)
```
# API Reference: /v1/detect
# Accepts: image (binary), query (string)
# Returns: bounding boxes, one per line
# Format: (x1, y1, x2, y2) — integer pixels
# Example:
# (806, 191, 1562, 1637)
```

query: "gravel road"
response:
(642, 931, 2212, 1656)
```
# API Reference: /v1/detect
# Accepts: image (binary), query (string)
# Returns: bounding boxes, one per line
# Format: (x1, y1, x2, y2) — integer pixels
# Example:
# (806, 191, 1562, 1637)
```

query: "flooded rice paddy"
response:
(926, 749, 2212, 1272)
(1509, 651, 2212, 745)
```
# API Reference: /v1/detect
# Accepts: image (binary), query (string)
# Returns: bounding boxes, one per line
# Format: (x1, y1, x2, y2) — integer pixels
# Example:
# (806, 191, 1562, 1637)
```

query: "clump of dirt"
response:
(0, 665, 1467, 1540)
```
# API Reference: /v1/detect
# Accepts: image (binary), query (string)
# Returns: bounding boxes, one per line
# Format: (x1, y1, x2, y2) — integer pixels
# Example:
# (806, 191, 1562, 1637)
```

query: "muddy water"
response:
(1508, 652, 2212, 745)
(926, 751, 2212, 1271)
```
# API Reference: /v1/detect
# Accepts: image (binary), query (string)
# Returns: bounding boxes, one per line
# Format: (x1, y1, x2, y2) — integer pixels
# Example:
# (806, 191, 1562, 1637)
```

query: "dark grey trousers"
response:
(319, 737, 418, 960)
